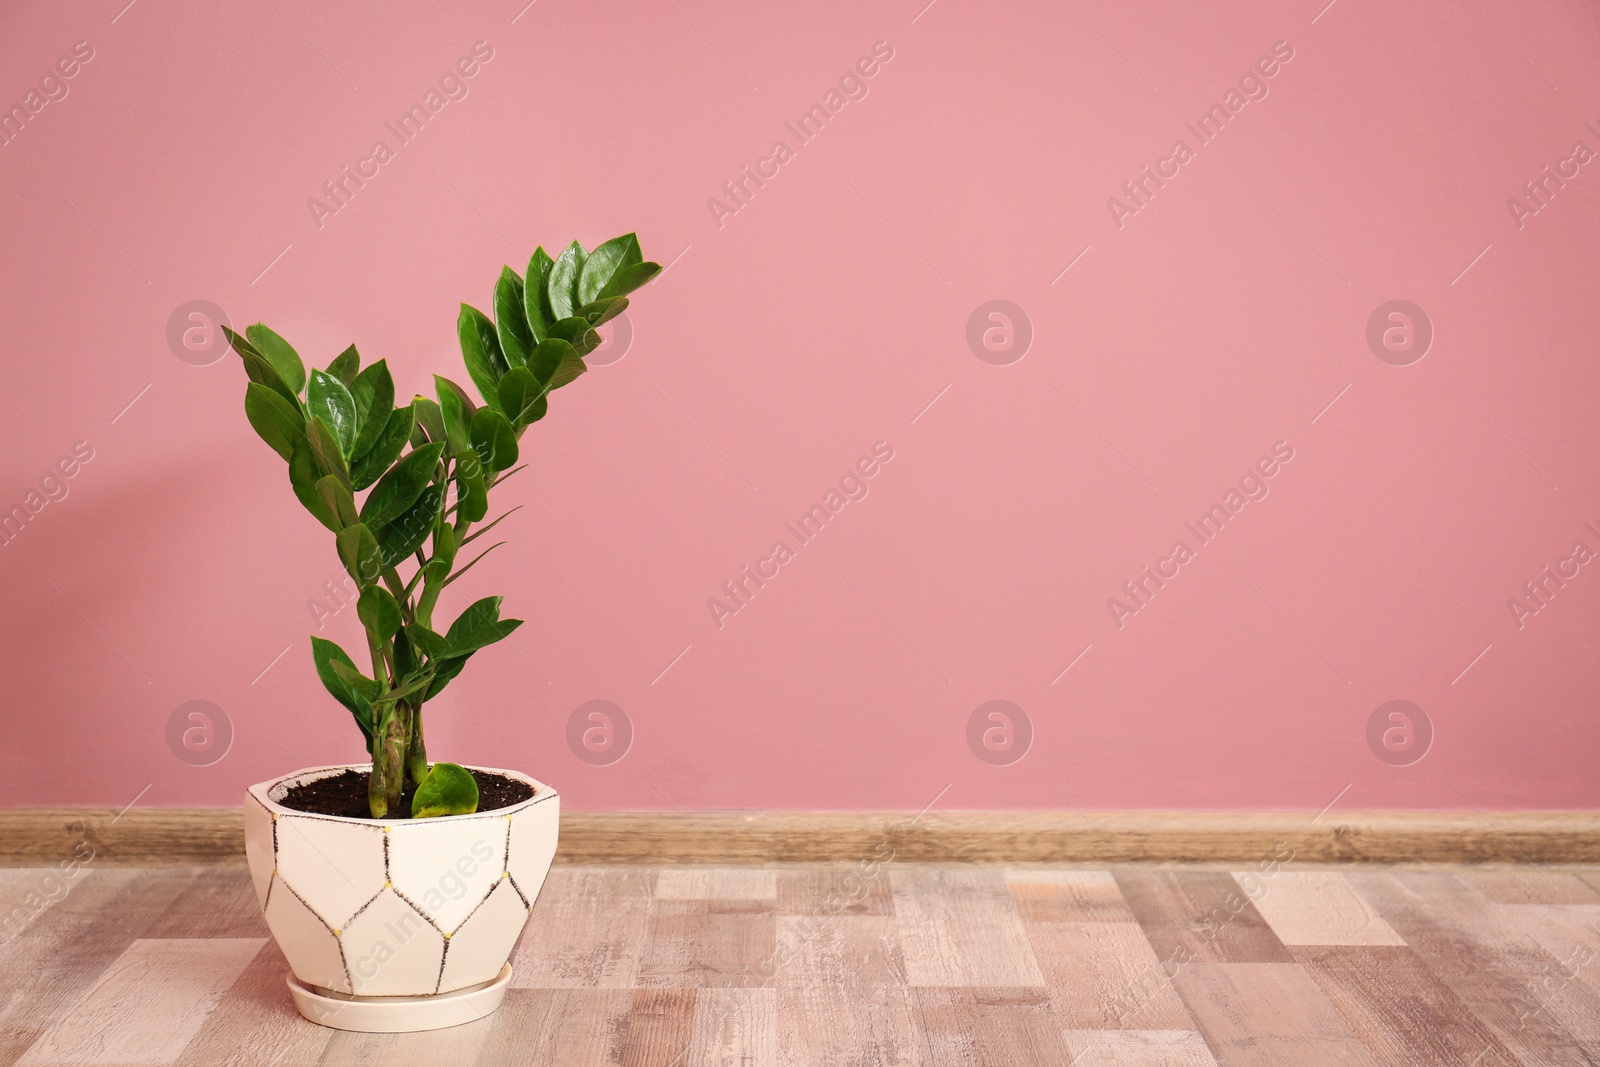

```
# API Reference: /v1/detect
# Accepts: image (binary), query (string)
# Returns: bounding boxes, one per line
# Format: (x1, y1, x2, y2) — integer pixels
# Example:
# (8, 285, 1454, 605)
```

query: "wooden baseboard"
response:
(2, 808, 1597, 866)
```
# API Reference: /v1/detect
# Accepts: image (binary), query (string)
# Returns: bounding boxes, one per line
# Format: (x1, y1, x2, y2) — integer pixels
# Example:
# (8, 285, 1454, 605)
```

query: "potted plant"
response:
(232, 236, 660, 1032)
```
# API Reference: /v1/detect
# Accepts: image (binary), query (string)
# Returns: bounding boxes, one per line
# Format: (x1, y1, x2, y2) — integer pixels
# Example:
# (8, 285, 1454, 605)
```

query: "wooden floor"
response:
(5, 864, 1600, 1065)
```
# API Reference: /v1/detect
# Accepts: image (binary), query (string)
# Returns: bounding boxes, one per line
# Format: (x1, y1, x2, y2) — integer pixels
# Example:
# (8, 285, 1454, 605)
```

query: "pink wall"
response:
(2, 0, 1598, 813)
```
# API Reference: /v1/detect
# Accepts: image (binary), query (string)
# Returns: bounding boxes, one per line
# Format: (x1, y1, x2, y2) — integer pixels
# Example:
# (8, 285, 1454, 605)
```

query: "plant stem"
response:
(405, 702, 428, 783)
(381, 712, 406, 815)
(367, 754, 388, 819)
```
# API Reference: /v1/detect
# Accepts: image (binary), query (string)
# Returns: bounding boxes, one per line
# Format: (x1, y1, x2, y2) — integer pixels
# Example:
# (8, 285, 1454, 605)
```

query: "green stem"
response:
(367, 754, 388, 819)
(405, 701, 428, 784)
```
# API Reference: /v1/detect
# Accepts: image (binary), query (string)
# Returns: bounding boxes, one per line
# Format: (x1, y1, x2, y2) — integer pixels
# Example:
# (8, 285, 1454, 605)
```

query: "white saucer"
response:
(286, 964, 513, 1032)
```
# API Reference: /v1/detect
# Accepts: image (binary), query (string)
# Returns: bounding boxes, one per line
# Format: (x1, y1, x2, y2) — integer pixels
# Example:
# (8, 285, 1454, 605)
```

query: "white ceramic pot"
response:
(244, 764, 558, 1032)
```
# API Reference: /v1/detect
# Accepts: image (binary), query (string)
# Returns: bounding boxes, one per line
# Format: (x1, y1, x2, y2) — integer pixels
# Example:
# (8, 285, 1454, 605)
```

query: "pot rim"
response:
(247, 762, 557, 829)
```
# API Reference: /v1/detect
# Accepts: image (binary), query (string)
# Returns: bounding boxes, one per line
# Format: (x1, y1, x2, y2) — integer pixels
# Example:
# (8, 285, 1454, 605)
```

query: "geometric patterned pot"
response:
(243, 764, 558, 1025)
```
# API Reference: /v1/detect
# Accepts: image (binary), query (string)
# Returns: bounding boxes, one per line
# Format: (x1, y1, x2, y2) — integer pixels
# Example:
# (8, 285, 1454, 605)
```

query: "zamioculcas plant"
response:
(226, 235, 660, 818)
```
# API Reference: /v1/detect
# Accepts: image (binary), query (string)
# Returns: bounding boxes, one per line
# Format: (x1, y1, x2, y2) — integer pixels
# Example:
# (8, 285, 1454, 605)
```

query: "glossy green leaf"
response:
(405, 623, 451, 659)
(434, 376, 475, 454)
(546, 241, 586, 322)
(289, 438, 341, 531)
(245, 323, 307, 395)
(470, 408, 518, 474)
(577, 295, 629, 328)
(315, 475, 358, 529)
(493, 267, 532, 370)
(433, 521, 458, 569)
(306, 417, 350, 487)
(496, 368, 549, 428)
(349, 360, 395, 458)
(445, 596, 524, 656)
(424, 654, 471, 700)
(307, 370, 357, 457)
(360, 441, 445, 529)
(229, 327, 300, 409)
(378, 484, 443, 567)
(351, 404, 414, 491)
(526, 337, 585, 391)
(596, 260, 662, 301)
(392, 627, 417, 680)
(310, 636, 377, 739)
(455, 454, 487, 524)
(326, 344, 360, 384)
(244, 382, 304, 461)
(545, 316, 601, 357)
(412, 762, 479, 818)
(523, 247, 555, 343)
(578, 233, 642, 305)
(412, 397, 445, 445)
(456, 304, 506, 412)
(337, 523, 383, 587)
(357, 585, 403, 639)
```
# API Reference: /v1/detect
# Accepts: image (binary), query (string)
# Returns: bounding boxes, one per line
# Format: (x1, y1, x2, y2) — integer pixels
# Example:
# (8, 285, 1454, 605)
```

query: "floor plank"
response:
(687, 987, 776, 1067)
(1291, 945, 1523, 1067)
(774, 916, 927, 1066)
(1007, 870, 1138, 924)
(1113, 871, 1292, 965)
(914, 987, 1074, 1067)
(510, 866, 654, 988)
(1239, 872, 1404, 946)
(1025, 922, 1193, 1029)
(776, 867, 894, 917)
(891, 868, 1045, 987)
(655, 868, 776, 901)
(17, 938, 263, 1066)
(638, 900, 776, 988)
(1061, 1029, 1218, 1067)
(619, 988, 697, 1067)
(471, 988, 632, 1065)
(170, 940, 330, 1067)
(1168, 962, 1380, 1066)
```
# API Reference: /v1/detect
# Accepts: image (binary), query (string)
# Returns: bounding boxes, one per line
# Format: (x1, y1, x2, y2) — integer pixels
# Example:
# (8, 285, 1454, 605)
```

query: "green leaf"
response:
(546, 241, 586, 322)
(596, 260, 662, 301)
(433, 523, 458, 569)
(229, 327, 300, 410)
(337, 523, 383, 587)
(306, 417, 350, 487)
(351, 404, 414, 491)
(524, 247, 554, 342)
(310, 636, 377, 740)
(405, 623, 451, 659)
(412, 397, 445, 445)
(349, 360, 395, 459)
(357, 585, 403, 638)
(545, 316, 602, 356)
(470, 408, 518, 473)
(457, 304, 507, 412)
(307, 370, 357, 457)
(497, 368, 549, 428)
(289, 438, 341, 531)
(455, 453, 488, 524)
(445, 595, 524, 655)
(577, 295, 629, 327)
(424, 654, 471, 700)
(578, 233, 642, 305)
(315, 475, 358, 529)
(245, 324, 307, 395)
(494, 267, 533, 370)
(527, 337, 586, 390)
(378, 484, 443, 567)
(360, 441, 445, 529)
(434, 376, 475, 454)
(326, 344, 360, 385)
(412, 762, 479, 818)
(244, 382, 305, 461)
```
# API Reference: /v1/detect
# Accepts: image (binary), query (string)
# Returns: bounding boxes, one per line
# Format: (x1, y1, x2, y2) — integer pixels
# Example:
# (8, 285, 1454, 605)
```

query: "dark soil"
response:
(277, 767, 534, 819)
